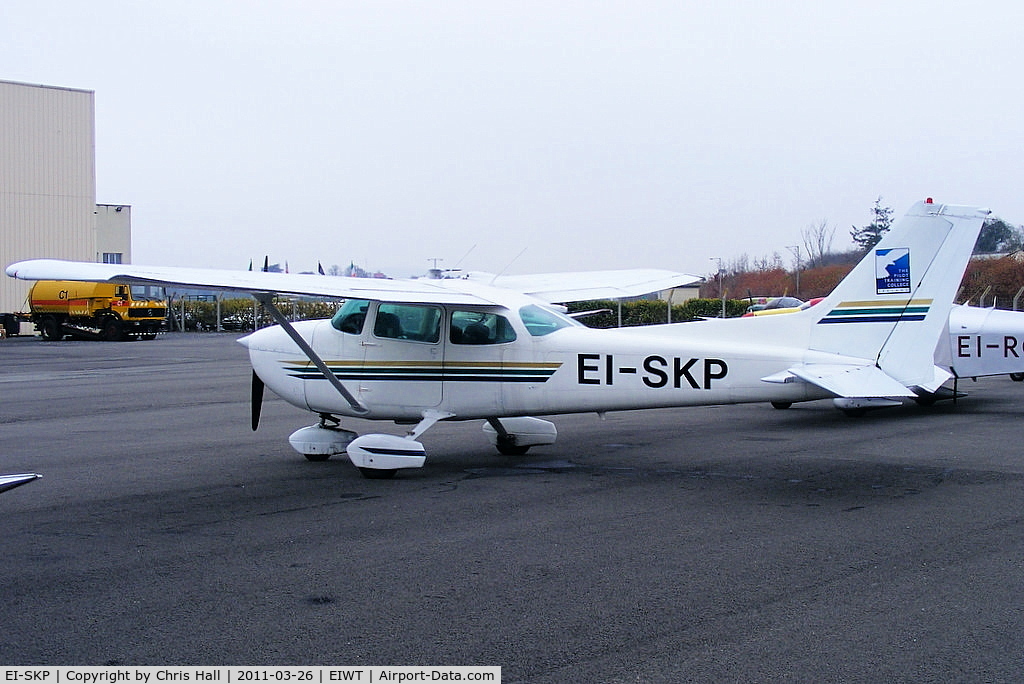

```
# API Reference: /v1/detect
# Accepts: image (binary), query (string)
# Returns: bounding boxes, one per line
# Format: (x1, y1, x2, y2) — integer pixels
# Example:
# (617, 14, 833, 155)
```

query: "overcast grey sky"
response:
(4, 1, 1022, 277)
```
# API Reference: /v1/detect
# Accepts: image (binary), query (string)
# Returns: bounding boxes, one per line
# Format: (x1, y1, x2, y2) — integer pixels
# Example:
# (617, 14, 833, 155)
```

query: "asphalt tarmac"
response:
(2, 333, 1023, 682)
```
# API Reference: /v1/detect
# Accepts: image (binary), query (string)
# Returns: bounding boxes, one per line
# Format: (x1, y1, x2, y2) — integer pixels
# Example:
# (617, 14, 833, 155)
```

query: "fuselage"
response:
(240, 301, 852, 422)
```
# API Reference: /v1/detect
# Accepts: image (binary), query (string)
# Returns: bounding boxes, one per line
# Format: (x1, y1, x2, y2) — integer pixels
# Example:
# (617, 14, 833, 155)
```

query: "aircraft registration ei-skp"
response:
(6, 199, 991, 478)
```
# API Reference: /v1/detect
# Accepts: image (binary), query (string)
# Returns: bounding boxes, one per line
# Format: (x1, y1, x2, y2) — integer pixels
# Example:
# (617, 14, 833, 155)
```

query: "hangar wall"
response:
(0, 80, 104, 320)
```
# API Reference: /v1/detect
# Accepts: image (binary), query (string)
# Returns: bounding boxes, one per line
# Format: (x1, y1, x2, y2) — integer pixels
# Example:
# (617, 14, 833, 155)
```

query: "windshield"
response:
(519, 304, 579, 336)
(331, 299, 370, 334)
(130, 284, 165, 301)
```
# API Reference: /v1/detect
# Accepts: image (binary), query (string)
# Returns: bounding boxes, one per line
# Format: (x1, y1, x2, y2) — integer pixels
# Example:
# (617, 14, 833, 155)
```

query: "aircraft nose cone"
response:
(237, 320, 321, 354)
(237, 325, 287, 351)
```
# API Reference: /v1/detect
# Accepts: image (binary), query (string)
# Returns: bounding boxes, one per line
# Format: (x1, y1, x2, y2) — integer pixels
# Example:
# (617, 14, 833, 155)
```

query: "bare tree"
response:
(801, 218, 835, 268)
(727, 254, 751, 274)
(753, 252, 784, 271)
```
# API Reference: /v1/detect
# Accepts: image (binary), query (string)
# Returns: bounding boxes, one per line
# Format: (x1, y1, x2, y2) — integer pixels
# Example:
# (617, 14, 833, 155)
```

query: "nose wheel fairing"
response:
(288, 423, 358, 461)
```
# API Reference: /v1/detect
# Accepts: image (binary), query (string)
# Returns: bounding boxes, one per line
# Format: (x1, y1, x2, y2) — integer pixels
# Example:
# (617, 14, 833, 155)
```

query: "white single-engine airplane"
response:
(7, 199, 991, 478)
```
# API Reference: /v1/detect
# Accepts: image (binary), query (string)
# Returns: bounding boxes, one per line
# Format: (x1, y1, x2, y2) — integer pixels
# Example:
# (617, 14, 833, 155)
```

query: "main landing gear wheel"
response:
(770, 401, 792, 410)
(496, 443, 531, 456)
(304, 453, 332, 462)
(483, 417, 557, 455)
(358, 467, 398, 479)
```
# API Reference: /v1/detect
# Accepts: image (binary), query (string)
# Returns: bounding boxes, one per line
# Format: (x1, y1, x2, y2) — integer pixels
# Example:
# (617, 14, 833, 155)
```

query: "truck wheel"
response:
(39, 316, 61, 341)
(101, 318, 125, 341)
(0, 314, 18, 337)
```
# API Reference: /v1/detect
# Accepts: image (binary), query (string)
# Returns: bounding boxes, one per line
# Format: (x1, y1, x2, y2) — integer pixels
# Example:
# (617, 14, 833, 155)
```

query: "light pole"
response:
(710, 257, 725, 318)
(786, 246, 802, 298)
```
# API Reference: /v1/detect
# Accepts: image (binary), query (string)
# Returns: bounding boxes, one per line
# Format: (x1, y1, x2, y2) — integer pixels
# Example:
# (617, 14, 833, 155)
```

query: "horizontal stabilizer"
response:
(917, 365, 953, 394)
(767, 364, 916, 398)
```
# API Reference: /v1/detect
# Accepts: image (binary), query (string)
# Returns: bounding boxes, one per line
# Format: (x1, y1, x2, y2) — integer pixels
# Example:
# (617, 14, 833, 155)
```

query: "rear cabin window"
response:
(450, 311, 517, 345)
(375, 303, 441, 343)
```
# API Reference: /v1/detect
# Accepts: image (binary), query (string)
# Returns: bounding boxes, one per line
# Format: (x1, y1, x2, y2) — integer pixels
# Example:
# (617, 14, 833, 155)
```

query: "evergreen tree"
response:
(850, 197, 894, 251)
(974, 218, 1024, 254)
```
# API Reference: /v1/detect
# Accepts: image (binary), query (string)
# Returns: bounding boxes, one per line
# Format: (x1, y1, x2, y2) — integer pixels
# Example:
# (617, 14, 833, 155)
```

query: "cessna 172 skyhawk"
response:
(6, 199, 991, 478)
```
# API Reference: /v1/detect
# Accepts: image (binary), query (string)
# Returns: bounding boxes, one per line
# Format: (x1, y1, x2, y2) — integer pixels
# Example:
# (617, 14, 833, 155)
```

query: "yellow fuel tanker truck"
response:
(25, 280, 167, 341)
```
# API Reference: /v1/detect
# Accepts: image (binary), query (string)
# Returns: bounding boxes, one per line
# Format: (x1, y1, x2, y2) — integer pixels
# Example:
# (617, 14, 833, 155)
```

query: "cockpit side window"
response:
(519, 304, 578, 336)
(450, 311, 517, 345)
(331, 299, 369, 334)
(375, 303, 441, 343)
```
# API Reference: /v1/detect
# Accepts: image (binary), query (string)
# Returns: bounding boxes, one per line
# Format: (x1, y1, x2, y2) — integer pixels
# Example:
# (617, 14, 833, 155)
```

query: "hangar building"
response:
(1, 79, 131, 334)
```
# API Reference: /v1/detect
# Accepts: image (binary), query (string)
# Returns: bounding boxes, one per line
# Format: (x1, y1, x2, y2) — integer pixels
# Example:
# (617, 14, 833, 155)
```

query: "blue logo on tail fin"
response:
(876, 248, 911, 294)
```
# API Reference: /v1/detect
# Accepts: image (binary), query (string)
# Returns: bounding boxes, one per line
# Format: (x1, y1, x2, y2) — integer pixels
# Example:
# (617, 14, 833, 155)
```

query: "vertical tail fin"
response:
(806, 200, 990, 390)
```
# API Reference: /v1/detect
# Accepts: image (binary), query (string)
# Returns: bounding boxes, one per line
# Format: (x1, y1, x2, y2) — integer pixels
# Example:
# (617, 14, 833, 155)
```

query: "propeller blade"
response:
(251, 370, 265, 431)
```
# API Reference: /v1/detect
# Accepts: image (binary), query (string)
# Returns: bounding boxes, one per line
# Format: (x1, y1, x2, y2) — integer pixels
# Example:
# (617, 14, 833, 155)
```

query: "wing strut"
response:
(254, 293, 369, 415)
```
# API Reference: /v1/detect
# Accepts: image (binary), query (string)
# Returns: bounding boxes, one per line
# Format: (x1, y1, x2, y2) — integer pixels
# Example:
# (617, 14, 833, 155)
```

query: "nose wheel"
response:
(288, 418, 358, 462)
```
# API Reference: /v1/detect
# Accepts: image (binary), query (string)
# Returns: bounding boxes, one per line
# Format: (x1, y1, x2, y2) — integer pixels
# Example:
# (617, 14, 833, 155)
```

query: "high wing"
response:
(5, 260, 699, 305)
(465, 269, 703, 303)
(5, 260, 494, 305)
